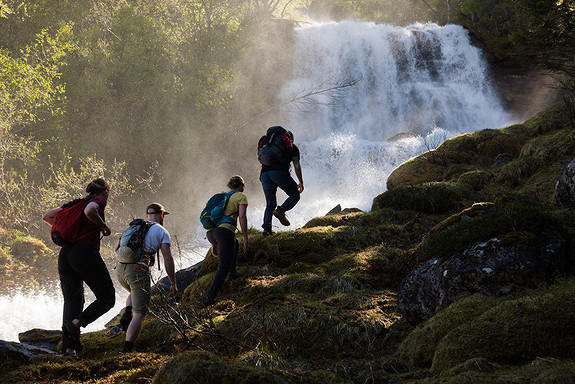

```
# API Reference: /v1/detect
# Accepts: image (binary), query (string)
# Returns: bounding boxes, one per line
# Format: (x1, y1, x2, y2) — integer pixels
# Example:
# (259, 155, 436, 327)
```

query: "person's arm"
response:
(293, 162, 304, 193)
(42, 208, 62, 225)
(238, 204, 249, 253)
(114, 238, 120, 252)
(160, 243, 177, 296)
(84, 201, 111, 236)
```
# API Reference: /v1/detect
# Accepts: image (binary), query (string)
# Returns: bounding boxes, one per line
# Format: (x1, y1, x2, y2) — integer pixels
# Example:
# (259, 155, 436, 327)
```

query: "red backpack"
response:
(51, 197, 98, 246)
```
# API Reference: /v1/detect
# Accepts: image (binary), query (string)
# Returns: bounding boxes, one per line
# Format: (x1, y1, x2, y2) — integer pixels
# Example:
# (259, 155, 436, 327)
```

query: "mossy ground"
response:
(3, 103, 575, 383)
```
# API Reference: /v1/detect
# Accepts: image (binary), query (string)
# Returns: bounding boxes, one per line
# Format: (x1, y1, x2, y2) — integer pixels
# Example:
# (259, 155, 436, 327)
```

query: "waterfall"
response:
(258, 21, 512, 228)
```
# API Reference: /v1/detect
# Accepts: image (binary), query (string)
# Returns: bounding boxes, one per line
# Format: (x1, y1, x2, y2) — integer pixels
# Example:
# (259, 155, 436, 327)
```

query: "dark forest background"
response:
(1, 0, 573, 248)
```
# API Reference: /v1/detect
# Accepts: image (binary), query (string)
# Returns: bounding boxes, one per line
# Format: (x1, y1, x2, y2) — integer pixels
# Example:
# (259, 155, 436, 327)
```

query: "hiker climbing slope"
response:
(114, 202, 176, 352)
(42, 178, 115, 358)
(202, 175, 249, 306)
(257, 126, 304, 235)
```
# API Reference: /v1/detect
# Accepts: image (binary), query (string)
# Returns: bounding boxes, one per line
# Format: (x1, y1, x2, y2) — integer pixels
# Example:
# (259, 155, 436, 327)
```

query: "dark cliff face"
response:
(489, 65, 563, 122)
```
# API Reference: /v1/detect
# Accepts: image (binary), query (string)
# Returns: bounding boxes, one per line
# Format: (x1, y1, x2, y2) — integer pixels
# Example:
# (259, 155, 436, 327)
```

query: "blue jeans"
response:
(260, 170, 300, 229)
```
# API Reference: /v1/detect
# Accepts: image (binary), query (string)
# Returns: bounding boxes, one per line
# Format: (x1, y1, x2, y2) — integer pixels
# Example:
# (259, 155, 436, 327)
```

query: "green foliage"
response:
(0, 24, 75, 233)
(510, 0, 575, 75)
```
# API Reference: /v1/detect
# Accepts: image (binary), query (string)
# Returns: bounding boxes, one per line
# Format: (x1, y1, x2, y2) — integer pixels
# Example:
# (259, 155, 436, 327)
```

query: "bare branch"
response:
(234, 76, 362, 132)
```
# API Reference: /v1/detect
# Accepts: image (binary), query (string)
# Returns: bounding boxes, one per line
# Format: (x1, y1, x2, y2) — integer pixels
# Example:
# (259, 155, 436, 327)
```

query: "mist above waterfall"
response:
(261, 21, 512, 229)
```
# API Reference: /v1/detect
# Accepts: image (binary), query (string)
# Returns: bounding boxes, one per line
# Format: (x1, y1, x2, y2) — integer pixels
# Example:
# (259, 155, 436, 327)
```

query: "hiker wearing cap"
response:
(114, 203, 176, 352)
(204, 175, 249, 306)
(42, 178, 115, 357)
(257, 126, 304, 235)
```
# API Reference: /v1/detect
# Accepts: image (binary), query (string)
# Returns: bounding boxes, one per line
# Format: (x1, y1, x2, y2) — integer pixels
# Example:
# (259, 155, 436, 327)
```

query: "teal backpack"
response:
(200, 190, 238, 230)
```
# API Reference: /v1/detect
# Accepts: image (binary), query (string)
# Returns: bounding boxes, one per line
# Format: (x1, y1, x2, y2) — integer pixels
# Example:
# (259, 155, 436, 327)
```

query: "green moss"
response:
(457, 169, 491, 190)
(431, 277, 575, 372)
(421, 204, 564, 261)
(373, 182, 471, 214)
(387, 123, 533, 191)
(153, 350, 350, 384)
(396, 294, 503, 369)
(523, 102, 573, 133)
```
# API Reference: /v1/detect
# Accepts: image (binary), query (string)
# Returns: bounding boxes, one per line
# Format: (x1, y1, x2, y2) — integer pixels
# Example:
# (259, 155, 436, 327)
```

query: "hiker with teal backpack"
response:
(42, 178, 116, 358)
(201, 175, 249, 306)
(257, 126, 304, 235)
(114, 203, 176, 352)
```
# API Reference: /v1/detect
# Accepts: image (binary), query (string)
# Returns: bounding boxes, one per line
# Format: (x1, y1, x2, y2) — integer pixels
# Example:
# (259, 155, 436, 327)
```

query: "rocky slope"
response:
(2, 102, 575, 383)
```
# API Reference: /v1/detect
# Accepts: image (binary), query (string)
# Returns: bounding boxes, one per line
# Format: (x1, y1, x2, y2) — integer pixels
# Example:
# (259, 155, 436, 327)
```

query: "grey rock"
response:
(491, 155, 514, 168)
(399, 232, 568, 323)
(151, 262, 201, 296)
(18, 328, 61, 351)
(326, 204, 342, 215)
(555, 158, 575, 205)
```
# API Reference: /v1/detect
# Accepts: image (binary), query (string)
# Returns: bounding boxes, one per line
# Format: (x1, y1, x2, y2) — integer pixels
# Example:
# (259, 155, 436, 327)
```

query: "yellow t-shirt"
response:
(219, 190, 248, 232)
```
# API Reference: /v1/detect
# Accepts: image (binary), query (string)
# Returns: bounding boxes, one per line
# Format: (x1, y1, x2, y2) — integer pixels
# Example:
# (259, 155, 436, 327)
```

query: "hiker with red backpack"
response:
(257, 126, 304, 235)
(42, 178, 116, 357)
(202, 175, 249, 306)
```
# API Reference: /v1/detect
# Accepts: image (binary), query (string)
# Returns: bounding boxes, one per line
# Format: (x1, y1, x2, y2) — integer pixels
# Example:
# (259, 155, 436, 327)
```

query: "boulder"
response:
(490, 154, 514, 168)
(150, 262, 201, 296)
(0, 340, 29, 372)
(18, 328, 61, 351)
(399, 231, 568, 323)
(555, 158, 575, 205)
(325, 205, 362, 215)
(326, 204, 342, 215)
(0, 333, 58, 369)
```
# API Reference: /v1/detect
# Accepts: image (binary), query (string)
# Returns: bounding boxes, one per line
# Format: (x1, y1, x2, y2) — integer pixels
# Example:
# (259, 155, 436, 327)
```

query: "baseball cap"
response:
(146, 203, 169, 215)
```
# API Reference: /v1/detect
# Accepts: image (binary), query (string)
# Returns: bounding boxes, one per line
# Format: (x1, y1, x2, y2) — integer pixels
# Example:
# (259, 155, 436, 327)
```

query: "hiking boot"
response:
(62, 320, 82, 352)
(262, 224, 273, 236)
(204, 297, 216, 307)
(273, 208, 290, 226)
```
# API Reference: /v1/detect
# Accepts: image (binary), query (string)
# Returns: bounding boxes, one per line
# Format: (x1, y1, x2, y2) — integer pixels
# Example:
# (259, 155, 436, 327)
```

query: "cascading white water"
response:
(2, 21, 514, 343)
(0, 286, 128, 342)
(256, 21, 512, 229)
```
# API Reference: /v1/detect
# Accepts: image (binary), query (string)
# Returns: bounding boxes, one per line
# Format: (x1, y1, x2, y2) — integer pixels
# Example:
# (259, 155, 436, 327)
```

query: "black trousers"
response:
(58, 243, 115, 351)
(206, 227, 238, 301)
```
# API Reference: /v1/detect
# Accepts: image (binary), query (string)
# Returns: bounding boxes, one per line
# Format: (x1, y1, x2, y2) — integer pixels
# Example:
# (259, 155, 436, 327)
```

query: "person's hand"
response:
(298, 182, 304, 193)
(211, 244, 218, 257)
(101, 223, 111, 236)
(169, 282, 177, 297)
(243, 240, 249, 254)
